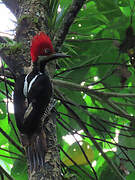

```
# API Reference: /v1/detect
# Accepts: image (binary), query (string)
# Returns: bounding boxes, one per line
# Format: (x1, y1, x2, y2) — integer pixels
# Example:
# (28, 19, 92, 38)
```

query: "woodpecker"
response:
(14, 32, 55, 171)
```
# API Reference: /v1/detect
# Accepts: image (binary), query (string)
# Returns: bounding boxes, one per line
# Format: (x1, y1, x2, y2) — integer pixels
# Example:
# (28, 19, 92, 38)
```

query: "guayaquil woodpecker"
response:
(14, 32, 69, 171)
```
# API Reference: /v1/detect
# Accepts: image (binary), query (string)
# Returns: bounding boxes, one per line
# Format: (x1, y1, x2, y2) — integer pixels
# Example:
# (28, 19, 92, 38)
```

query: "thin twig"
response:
(54, 0, 86, 51)
(0, 128, 24, 154)
(53, 79, 135, 98)
(55, 89, 125, 180)
(0, 154, 22, 160)
(54, 62, 129, 77)
(56, 111, 98, 179)
(0, 147, 23, 158)
(56, 108, 135, 150)
(59, 146, 95, 180)
(0, 165, 14, 180)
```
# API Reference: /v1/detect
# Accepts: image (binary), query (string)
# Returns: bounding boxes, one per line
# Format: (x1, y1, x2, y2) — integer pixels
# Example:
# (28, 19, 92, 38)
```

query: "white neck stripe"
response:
(23, 72, 42, 97)
(23, 73, 29, 97)
(28, 74, 39, 93)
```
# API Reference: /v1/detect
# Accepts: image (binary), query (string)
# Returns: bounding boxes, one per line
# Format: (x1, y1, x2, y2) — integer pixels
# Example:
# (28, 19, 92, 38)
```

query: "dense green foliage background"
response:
(1, 0, 135, 179)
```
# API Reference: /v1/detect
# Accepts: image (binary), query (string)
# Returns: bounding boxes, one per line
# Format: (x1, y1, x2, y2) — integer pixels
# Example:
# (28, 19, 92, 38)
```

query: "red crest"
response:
(30, 32, 54, 62)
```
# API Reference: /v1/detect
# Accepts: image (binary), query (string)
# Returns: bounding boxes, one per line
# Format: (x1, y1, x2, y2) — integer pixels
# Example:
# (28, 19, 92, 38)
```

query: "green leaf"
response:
(11, 159, 28, 180)
(0, 100, 6, 120)
(62, 140, 94, 166)
(126, 172, 135, 180)
(0, 117, 11, 146)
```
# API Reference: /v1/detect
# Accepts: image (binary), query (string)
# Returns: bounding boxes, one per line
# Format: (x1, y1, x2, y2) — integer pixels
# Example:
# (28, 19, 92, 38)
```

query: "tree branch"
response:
(57, 116, 98, 180)
(56, 91, 125, 180)
(54, 62, 128, 77)
(59, 146, 95, 180)
(54, 0, 86, 51)
(53, 79, 135, 121)
(53, 79, 135, 98)
(0, 47, 24, 76)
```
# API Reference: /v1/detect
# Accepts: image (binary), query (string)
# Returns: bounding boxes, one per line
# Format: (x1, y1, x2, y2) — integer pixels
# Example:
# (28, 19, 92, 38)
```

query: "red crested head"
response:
(30, 32, 54, 62)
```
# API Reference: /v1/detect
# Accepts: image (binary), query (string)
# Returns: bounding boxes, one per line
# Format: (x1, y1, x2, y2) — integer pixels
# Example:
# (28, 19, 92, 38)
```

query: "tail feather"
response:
(21, 130, 47, 172)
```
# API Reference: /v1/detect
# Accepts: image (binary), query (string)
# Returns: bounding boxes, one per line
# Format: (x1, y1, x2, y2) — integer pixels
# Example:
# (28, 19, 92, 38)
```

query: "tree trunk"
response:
(1, 0, 61, 179)
(29, 113, 61, 180)
(1, 0, 86, 179)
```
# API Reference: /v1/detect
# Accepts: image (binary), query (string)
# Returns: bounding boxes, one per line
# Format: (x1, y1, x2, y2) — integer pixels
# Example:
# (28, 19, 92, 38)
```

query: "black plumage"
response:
(14, 68, 53, 171)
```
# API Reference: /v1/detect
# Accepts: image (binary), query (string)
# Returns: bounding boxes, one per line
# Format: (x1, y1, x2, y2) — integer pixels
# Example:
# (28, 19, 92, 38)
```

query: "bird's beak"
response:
(38, 53, 71, 65)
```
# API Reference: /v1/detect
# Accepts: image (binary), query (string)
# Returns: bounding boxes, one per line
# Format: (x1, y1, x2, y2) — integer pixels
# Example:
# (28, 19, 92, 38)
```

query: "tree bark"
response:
(1, 0, 62, 179)
(1, 0, 86, 179)
(29, 113, 61, 180)
(15, 1, 61, 179)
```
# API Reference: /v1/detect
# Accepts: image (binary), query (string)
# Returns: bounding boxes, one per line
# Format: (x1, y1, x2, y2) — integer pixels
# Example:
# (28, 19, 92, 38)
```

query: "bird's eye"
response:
(45, 48, 51, 55)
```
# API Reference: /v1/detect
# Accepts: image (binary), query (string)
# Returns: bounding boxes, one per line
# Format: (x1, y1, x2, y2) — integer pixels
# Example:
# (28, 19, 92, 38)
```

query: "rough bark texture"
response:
(29, 113, 61, 180)
(15, 1, 61, 179)
(1, 0, 86, 179)
(1, 0, 61, 179)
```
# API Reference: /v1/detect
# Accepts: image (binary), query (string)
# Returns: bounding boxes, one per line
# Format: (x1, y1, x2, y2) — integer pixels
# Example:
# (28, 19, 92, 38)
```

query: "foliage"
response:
(1, 0, 135, 179)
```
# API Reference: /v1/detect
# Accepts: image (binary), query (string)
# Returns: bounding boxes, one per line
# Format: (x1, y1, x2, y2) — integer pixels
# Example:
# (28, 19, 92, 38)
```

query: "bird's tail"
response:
(20, 130, 47, 172)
